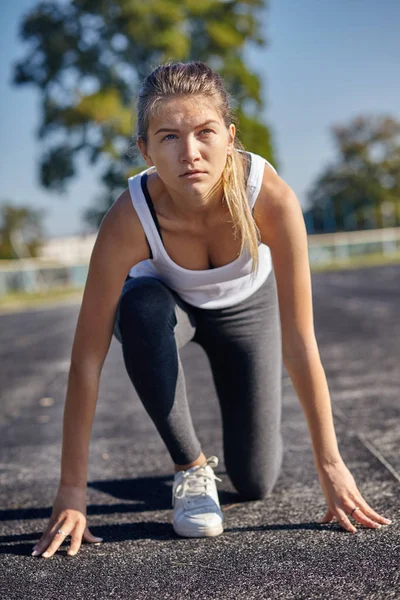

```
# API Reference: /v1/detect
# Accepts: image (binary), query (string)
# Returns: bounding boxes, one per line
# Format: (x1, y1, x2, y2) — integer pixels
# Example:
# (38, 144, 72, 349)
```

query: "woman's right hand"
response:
(31, 484, 103, 558)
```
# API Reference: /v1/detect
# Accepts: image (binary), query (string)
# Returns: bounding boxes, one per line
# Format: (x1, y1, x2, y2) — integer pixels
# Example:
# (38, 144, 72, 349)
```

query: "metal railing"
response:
(1, 227, 400, 297)
(307, 226, 400, 265)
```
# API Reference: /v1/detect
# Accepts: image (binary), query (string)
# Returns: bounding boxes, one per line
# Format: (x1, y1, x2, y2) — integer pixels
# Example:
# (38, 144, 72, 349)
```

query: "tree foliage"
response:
(0, 203, 45, 259)
(13, 0, 275, 228)
(306, 115, 400, 231)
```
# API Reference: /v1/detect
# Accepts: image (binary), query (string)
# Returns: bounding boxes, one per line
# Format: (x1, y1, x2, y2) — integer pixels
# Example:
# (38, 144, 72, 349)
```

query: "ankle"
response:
(174, 452, 207, 473)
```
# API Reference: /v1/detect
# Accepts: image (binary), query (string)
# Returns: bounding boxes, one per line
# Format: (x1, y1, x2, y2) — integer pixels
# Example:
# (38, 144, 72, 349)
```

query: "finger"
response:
(316, 509, 335, 524)
(32, 517, 58, 554)
(32, 535, 49, 555)
(41, 522, 72, 558)
(335, 508, 357, 533)
(82, 526, 103, 544)
(32, 521, 65, 557)
(68, 526, 103, 556)
(348, 506, 382, 530)
(352, 498, 392, 525)
(67, 521, 86, 557)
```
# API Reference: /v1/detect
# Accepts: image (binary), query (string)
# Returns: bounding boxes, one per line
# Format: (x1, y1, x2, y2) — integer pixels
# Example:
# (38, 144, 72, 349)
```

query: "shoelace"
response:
(173, 457, 222, 507)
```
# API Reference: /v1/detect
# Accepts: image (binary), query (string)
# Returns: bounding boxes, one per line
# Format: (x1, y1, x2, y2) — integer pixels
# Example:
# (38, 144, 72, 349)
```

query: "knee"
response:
(119, 278, 176, 332)
(228, 447, 283, 501)
(236, 478, 277, 501)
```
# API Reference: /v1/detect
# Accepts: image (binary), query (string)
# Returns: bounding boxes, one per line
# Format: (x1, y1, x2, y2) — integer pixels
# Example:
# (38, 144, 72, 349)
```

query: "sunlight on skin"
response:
(137, 96, 236, 224)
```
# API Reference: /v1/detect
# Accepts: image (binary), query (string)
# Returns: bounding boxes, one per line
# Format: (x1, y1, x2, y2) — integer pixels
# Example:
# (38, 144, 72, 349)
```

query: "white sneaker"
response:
(172, 456, 224, 538)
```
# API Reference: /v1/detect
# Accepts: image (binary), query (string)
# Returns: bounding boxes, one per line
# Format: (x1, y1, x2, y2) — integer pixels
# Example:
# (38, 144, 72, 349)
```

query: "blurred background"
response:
(1, 0, 400, 303)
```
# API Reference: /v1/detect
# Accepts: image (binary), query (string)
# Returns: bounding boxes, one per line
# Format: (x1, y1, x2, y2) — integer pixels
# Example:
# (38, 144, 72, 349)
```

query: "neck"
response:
(163, 179, 225, 223)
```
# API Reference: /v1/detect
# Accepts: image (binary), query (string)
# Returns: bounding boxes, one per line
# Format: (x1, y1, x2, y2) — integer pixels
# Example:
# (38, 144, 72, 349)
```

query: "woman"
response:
(32, 61, 391, 558)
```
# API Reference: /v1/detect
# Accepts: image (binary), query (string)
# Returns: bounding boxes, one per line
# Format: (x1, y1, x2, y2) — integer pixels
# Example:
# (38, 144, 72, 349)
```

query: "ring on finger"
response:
(350, 506, 360, 518)
(56, 529, 68, 536)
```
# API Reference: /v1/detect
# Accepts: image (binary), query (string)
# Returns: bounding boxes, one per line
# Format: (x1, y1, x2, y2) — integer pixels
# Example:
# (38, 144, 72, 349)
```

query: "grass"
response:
(1, 252, 400, 314)
(0, 286, 84, 314)
(310, 251, 400, 273)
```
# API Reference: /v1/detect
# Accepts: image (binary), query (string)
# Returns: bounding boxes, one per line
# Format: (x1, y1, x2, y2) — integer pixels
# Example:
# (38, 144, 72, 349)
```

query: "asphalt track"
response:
(0, 265, 399, 600)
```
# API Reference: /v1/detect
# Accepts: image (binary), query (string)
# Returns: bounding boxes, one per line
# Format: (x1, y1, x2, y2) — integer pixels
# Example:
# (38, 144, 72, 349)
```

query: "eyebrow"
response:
(153, 120, 221, 136)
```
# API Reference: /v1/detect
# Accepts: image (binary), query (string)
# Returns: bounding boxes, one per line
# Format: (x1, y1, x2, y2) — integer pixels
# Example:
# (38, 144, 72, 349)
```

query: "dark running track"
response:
(0, 265, 399, 600)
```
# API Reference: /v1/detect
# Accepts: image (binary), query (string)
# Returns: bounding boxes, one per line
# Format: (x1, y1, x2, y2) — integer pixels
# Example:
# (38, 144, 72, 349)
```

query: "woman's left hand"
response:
(315, 458, 392, 533)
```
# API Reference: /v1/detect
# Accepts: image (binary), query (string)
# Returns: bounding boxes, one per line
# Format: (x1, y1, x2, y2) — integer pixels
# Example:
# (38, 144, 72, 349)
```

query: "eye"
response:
(200, 129, 213, 135)
(162, 134, 178, 141)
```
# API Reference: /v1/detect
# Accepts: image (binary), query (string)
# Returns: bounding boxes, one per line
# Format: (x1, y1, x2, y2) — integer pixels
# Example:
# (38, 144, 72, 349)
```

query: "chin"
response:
(184, 182, 212, 195)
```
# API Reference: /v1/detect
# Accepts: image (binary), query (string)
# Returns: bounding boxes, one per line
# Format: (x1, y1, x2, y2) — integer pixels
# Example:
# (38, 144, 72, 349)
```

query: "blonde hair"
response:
(135, 61, 261, 273)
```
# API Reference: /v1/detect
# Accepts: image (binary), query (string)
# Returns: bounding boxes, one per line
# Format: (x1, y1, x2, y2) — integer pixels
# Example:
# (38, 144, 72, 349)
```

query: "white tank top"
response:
(128, 151, 276, 309)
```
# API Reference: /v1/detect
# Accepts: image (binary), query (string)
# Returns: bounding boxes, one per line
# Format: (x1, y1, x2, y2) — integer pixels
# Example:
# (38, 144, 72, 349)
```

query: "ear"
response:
(227, 124, 236, 153)
(137, 139, 154, 166)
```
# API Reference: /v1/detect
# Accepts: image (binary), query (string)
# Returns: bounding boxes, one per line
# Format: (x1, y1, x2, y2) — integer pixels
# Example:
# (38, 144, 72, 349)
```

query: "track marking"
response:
(333, 405, 400, 484)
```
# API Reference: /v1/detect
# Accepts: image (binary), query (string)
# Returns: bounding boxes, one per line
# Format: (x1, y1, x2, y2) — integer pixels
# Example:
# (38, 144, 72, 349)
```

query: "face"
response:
(138, 95, 235, 204)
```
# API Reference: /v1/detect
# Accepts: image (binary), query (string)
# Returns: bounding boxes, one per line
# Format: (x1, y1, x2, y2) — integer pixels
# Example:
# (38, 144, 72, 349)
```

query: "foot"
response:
(172, 456, 224, 538)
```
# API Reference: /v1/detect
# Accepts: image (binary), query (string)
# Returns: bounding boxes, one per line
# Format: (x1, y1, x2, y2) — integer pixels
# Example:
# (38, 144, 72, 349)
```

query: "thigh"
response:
(113, 276, 197, 350)
(194, 271, 283, 496)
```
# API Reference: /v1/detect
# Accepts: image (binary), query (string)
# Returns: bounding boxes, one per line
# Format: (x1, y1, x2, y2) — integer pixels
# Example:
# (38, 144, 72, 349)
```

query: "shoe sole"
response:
(172, 522, 224, 538)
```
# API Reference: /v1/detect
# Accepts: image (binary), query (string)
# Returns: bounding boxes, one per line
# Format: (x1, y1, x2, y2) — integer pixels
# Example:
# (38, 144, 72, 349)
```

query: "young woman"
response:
(32, 61, 391, 558)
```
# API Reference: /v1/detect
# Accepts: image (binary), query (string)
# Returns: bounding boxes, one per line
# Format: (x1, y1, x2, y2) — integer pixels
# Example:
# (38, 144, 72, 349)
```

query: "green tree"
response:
(0, 203, 45, 259)
(13, 0, 276, 228)
(306, 115, 400, 232)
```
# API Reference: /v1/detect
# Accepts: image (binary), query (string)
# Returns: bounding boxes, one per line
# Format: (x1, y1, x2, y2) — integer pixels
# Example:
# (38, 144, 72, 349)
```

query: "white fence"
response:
(1, 227, 400, 297)
(0, 260, 89, 297)
(307, 226, 400, 265)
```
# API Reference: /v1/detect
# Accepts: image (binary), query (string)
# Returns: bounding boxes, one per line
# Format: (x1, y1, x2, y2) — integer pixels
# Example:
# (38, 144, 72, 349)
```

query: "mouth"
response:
(180, 170, 206, 177)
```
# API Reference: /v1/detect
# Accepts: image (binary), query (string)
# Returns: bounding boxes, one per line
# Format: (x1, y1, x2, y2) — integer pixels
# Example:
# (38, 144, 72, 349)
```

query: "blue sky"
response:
(1, 0, 399, 238)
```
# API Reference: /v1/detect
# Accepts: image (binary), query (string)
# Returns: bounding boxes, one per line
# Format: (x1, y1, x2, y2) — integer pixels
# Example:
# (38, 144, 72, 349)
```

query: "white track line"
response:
(333, 405, 400, 484)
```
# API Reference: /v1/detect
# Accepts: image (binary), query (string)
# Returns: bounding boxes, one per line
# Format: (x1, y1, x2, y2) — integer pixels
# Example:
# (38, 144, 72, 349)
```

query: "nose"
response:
(180, 136, 201, 163)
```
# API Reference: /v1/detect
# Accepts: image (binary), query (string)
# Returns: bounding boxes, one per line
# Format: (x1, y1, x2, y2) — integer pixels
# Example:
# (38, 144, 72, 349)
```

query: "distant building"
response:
(38, 234, 96, 264)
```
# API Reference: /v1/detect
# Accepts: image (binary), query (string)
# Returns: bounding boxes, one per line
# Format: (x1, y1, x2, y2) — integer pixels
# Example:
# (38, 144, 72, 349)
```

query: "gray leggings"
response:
(113, 270, 283, 500)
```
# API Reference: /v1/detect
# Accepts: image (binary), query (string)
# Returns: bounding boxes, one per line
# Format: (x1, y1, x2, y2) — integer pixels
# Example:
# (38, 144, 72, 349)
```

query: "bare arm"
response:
(32, 190, 151, 557)
(254, 167, 340, 468)
(253, 166, 391, 532)
(60, 189, 149, 487)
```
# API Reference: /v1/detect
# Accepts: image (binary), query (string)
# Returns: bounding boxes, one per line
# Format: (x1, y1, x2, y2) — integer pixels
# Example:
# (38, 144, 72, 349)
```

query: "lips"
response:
(180, 170, 205, 176)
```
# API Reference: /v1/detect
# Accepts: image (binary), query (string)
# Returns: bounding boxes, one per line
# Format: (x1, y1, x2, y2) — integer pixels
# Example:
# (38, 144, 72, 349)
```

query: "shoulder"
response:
(101, 188, 139, 237)
(95, 187, 149, 264)
(252, 159, 304, 247)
